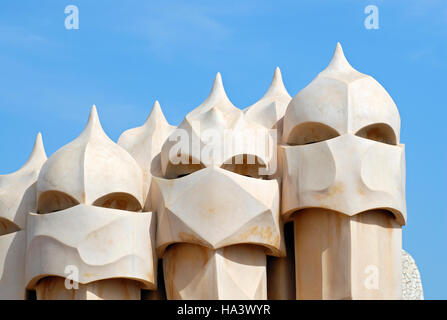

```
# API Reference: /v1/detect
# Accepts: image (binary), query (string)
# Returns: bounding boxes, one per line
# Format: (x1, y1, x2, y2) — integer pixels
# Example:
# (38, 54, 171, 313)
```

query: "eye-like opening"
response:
(0, 217, 20, 236)
(93, 192, 142, 212)
(165, 156, 205, 179)
(221, 154, 267, 179)
(286, 122, 340, 146)
(38, 191, 79, 214)
(355, 123, 397, 145)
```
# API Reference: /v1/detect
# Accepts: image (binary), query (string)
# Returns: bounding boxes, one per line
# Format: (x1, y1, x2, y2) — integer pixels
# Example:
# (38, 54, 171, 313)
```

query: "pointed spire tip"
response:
(83, 104, 105, 136)
(260, 66, 289, 99)
(213, 72, 223, 89)
(151, 100, 162, 113)
(88, 104, 100, 123)
(334, 42, 345, 57)
(34, 131, 44, 150)
(24, 131, 47, 167)
(273, 66, 282, 80)
(145, 100, 169, 126)
(208, 71, 227, 98)
(323, 41, 355, 74)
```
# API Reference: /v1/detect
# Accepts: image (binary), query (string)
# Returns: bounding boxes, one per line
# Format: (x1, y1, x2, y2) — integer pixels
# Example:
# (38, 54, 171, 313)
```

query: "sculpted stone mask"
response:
(152, 73, 284, 299)
(0, 134, 46, 299)
(160, 73, 277, 178)
(26, 204, 155, 289)
(281, 134, 406, 224)
(0, 43, 418, 300)
(153, 167, 282, 257)
(282, 44, 401, 146)
(26, 106, 156, 296)
(0, 134, 47, 234)
(36, 107, 143, 213)
(281, 43, 406, 300)
(282, 43, 406, 225)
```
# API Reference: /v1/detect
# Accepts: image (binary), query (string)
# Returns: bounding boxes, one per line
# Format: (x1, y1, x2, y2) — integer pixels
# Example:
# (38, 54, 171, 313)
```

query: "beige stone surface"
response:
(243, 69, 294, 299)
(152, 73, 284, 299)
(0, 133, 47, 234)
(281, 134, 406, 225)
(117, 102, 176, 299)
(35, 278, 141, 300)
(283, 43, 401, 145)
(267, 222, 295, 300)
(27, 106, 156, 299)
(293, 209, 402, 299)
(0, 134, 46, 299)
(0, 43, 415, 301)
(118, 101, 175, 209)
(244, 67, 291, 130)
(350, 212, 402, 299)
(141, 260, 166, 300)
(26, 204, 156, 290)
(37, 106, 144, 212)
(163, 243, 266, 300)
(0, 230, 27, 299)
(160, 73, 275, 177)
(153, 167, 282, 257)
(281, 43, 406, 300)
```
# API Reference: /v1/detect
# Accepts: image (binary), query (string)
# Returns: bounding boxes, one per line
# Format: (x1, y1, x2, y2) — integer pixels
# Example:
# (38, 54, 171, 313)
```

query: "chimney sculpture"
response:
(151, 73, 285, 299)
(0, 134, 47, 299)
(281, 43, 406, 299)
(25, 106, 156, 299)
(244, 68, 295, 300)
(118, 101, 175, 300)
(244, 67, 292, 130)
(0, 44, 418, 300)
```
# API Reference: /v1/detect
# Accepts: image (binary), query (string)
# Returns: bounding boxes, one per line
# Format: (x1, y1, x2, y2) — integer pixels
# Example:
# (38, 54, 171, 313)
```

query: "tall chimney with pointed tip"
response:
(280, 43, 405, 299)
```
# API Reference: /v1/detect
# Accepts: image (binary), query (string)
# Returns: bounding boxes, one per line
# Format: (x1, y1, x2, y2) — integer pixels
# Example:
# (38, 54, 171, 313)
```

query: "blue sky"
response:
(0, 0, 446, 299)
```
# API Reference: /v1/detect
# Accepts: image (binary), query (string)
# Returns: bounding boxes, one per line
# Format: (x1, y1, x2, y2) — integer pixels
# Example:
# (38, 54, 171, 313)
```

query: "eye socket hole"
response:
(93, 193, 142, 212)
(0, 217, 20, 236)
(355, 123, 397, 145)
(165, 156, 205, 179)
(286, 122, 339, 146)
(221, 154, 267, 179)
(38, 191, 79, 214)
